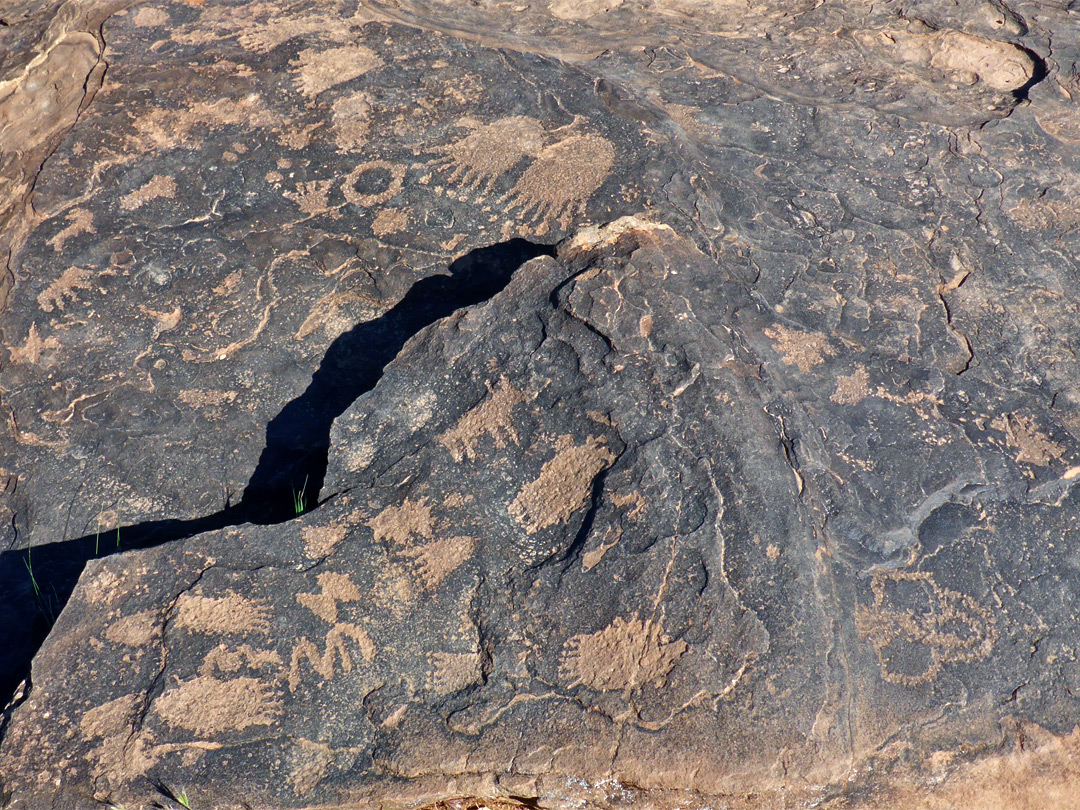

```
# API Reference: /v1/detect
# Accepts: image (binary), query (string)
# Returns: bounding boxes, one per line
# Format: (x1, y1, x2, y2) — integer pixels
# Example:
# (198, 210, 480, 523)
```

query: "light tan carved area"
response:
(369, 496, 477, 589)
(408, 534, 479, 590)
(131, 94, 282, 152)
(509, 435, 615, 534)
(288, 623, 377, 692)
(428, 651, 485, 695)
(373, 207, 410, 236)
(119, 174, 177, 211)
(764, 323, 835, 373)
(991, 413, 1066, 467)
(343, 159, 407, 207)
(7, 323, 61, 366)
(47, 207, 95, 252)
(297, 571, 364, 623)
(855, 570, 997, 687)
(197, 643, 282, 678)
(370, 497, 435, 545)
(499, 133, 615, 231)
(288, 738, 335, 797)
(863, 723, 1080, 810)
(284, 179, 337, 216)
(854, 27, 1035, 93)
(37, 265, 92, 312)
(438, 377, 527, 461)
(292, 44, 383, 98)
(831, 365, 871, 405)
(332, 90, 372, 151)
(103, 608, 161, 647)
(173, 590, 272, 635)
(79, 693, 163, 784)
(559, 616, 687, 692)
(550, 0, 624, 21)
(152, 676, 283, 736)
(429, 116, 545, 195)
(302, 523, 348, 557)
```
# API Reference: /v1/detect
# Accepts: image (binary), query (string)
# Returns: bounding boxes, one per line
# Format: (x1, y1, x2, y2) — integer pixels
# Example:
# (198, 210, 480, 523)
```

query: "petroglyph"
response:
(7, 325, 60, 365)
(992, 413, 1065, 467)
(372, 207, 409, 236)
(438, 378, 527, 461)
(104, 609, 161, 647)
(198, 644, 282, 678)
(36, 266, 92, 313)
(855, 570, 997, 687)
(369, 497, 475, 588)
(297, 571, 363, 624)
(428, 650, 484, 695)
(292, 45, 382, 98)
(831, 365, 871, 405)
(288, 623, 376, 692)
(331, 91, 372, 151)
(764, 324, 835, 373)
(301, 524, 348, 558)
(429, 116, 544, 196)
(284, 179, 336, 216)
(174, 591, 272, 635)
(402, 534, 478, 590)
(296, 290, 374, 341)
(499, 134, 615, 229)
(343, 159, 406, 207)
(559, 616, 687, 692)
(47, 208, 95, 252)
(119, 174, 177, 211)
(369, 497, 434, 545)
(153, 676, 283, 736)
(510, 435, 615, 534)
(288, 738, 335, 797)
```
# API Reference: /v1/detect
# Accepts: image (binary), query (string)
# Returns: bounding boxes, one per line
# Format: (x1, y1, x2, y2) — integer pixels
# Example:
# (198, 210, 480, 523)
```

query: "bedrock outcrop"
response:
(3, 0, 1080, 807)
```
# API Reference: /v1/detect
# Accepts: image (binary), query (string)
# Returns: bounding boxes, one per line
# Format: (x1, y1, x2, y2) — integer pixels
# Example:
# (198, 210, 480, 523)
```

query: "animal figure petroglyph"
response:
(855, 570, 997, 686)
(428, 116, 545, 195)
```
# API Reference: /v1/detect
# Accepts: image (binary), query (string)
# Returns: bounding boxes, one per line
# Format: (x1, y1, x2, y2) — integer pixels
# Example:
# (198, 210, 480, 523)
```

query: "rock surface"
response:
(3, 0, 1080, 807)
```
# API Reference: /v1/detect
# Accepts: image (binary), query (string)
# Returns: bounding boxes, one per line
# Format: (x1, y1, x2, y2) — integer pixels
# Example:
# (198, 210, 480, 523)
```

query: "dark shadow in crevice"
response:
(0, 237, 555, 722)
(1012, 47, 1049, 102)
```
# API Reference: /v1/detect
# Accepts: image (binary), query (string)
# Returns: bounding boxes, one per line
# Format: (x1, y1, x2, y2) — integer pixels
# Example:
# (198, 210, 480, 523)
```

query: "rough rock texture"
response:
(3, 0, 1080, 807)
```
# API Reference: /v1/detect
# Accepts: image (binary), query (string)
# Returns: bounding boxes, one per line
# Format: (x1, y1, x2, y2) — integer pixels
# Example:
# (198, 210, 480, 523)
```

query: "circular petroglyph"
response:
(343, 160, 406, 207)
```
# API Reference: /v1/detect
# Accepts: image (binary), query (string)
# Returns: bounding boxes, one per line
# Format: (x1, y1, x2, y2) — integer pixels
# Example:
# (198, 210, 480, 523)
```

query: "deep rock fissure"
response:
(0, 237, 555, 717)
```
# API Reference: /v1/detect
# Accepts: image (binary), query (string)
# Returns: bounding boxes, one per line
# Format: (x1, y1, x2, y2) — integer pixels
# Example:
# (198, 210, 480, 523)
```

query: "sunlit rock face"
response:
(2, 1, 1080, 808)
